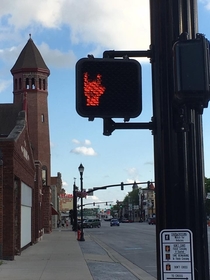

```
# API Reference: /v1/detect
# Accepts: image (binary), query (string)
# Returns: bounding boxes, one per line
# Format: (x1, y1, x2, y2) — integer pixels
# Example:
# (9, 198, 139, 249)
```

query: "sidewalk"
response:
(0, 229, 93, 280)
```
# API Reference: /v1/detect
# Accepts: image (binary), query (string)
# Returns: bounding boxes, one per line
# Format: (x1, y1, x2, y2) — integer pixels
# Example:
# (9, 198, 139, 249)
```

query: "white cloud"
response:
(72, 139, 80, 144)
(63, 0, 150, 50)
(126, 167, 139, 177)
(0, 0, 63, 29)
(0, 42, 76, 69)
(71, 146, 97, 156)
(0, 0, 151, 71)
(84, 139, 91, 146)
(199, 0, 210, 9)
(71, 139, 95, 155)
(62, 181, 68, 187)
(38, 42, 76, 68)
(0, 0, 150, 50)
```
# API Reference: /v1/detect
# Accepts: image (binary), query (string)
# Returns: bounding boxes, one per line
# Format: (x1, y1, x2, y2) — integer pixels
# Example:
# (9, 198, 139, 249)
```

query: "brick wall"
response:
(0, 125, 35, 259)
(1, 140, 16, 260)
(42, 185, 51, 233)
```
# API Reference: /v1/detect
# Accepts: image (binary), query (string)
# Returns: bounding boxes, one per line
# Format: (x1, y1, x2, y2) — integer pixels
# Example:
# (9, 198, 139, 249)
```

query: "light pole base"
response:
(77, 230, 85, 241)
(79, 232, 85, 241)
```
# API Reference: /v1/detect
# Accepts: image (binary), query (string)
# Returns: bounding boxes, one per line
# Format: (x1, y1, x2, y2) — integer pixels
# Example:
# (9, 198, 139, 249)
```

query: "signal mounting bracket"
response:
(103, 118, 154, 136)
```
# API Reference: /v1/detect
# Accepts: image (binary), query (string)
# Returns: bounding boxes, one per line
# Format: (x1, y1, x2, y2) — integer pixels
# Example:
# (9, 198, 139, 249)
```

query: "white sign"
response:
(160, 229, 194, 280)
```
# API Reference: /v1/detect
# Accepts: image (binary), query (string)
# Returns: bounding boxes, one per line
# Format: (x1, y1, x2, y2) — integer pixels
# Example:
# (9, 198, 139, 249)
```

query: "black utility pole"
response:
(150, 1, 209, 279)
(72, 179, 78, 231)
(78, 164, 85, 241)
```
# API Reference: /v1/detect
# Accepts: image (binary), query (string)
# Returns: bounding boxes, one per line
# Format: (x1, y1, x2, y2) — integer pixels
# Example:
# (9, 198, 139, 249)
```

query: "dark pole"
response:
(150, 0, 209, 279)
(72, 178, 77, 231)
(0, 151, 3, 259)
(78, 164, 85, 241)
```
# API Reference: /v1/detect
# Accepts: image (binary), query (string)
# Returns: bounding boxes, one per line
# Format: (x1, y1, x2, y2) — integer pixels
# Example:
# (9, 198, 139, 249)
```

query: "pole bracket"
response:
(103, 118, 154, 136)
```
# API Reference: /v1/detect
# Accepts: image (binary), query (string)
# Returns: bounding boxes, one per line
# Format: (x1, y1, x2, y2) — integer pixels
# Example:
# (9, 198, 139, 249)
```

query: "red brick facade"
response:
(0, 38, 55, 260)
(0, 116, 35, 259)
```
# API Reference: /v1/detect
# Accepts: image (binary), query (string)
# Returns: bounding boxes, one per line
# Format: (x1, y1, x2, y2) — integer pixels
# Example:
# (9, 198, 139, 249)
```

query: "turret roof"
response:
(11, 37, 50, 74)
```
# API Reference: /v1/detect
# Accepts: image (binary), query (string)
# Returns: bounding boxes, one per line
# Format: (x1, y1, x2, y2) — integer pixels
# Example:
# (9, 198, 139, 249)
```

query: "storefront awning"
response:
(51, 206, 59, 215)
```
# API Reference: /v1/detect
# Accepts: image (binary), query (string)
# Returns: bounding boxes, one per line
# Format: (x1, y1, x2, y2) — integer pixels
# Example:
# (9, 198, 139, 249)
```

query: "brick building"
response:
(51, 173, 62, 229)
(0, 37, 60, 260)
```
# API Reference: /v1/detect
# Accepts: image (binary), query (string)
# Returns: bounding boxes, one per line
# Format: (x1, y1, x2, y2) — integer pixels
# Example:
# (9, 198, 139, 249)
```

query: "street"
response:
(80, 220, 210, 279)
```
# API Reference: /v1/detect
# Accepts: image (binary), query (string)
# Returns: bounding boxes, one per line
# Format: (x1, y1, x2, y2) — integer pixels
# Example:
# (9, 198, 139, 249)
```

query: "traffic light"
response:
(121, 182, 124, 190)
(76, 58, 142, 119)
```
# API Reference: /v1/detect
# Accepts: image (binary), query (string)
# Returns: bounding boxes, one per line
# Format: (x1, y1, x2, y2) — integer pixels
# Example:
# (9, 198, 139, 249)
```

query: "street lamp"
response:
(78, 163, 85, 241)
(72, 178, 78, 231)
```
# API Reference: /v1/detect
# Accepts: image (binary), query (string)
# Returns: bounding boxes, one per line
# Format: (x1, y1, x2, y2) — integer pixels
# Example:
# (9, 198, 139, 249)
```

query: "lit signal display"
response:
(84, 72, 106, 106)
(76, 58, 142, 119)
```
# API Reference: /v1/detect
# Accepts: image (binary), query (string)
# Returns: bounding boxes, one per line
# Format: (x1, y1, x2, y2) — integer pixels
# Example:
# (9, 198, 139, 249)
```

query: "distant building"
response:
(139, 182, 156, 221)
(51, 173, 62, 229)
(59, 194, 73, 212)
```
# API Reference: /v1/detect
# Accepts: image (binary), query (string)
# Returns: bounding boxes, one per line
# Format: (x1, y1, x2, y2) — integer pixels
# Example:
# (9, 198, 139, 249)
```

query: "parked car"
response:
(104, 217, 112, 221)
(110, 219, 120, 226)
(148, 217, 156, 225)
(83, 219, 101, 228)
(121, 218, 129, 223)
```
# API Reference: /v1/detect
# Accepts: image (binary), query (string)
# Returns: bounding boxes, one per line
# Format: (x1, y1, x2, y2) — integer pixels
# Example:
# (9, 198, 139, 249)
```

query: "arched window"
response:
(31, 78, 35, 89)
(26, 78, 30, 89)
(43, 79, 46, 90)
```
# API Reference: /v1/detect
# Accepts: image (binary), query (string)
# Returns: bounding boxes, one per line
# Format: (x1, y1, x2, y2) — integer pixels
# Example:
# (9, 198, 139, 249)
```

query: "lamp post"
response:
(78, 163, 85, 241)
(72, 178, 78, 231)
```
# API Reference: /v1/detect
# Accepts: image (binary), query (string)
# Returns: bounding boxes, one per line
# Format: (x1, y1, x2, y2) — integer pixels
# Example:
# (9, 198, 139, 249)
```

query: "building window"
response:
(41, 114, 44, 123)
(39, 78, 41, 89)
(19, 78, 22, 89)
(43, 79, 46, 90)
(26, 78, 30, 89)
(31, 78, 35, 89)
(42, 166, 47, 186)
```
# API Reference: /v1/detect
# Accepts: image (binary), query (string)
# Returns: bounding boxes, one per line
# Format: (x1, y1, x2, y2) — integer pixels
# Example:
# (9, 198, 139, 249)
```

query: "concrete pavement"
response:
(0, 228, 157, 280)
(0, 229, 93, 280)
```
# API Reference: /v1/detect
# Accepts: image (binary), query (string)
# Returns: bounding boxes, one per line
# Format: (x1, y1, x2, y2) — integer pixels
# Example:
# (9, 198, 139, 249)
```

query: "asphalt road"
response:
(82, 221, 157, 278)
(80, 221, 210, 280)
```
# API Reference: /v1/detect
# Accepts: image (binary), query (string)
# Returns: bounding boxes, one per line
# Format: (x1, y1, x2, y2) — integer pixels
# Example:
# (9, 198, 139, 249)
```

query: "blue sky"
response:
(0, 0, 210, 207)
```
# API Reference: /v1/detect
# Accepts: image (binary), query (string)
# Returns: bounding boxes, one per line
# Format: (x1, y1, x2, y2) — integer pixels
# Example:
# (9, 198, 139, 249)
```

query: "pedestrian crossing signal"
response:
(76, 58, 142, 119)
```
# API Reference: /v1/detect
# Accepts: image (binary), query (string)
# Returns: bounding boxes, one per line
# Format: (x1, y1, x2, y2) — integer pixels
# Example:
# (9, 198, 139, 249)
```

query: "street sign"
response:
(160, 229, 194, 280)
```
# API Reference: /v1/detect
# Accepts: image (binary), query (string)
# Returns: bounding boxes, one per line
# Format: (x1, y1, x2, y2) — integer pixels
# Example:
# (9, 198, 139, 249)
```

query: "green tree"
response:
(110, 204, 118, 218)
(123, 188, 139, 205)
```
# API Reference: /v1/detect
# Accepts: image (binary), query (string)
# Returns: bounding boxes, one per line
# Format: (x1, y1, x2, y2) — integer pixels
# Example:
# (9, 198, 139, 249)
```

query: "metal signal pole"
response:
(150, 0, 209, 279)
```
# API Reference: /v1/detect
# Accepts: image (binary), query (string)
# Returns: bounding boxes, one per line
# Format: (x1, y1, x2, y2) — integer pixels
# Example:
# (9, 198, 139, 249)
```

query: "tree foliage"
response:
(123, 188, 139, 205)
